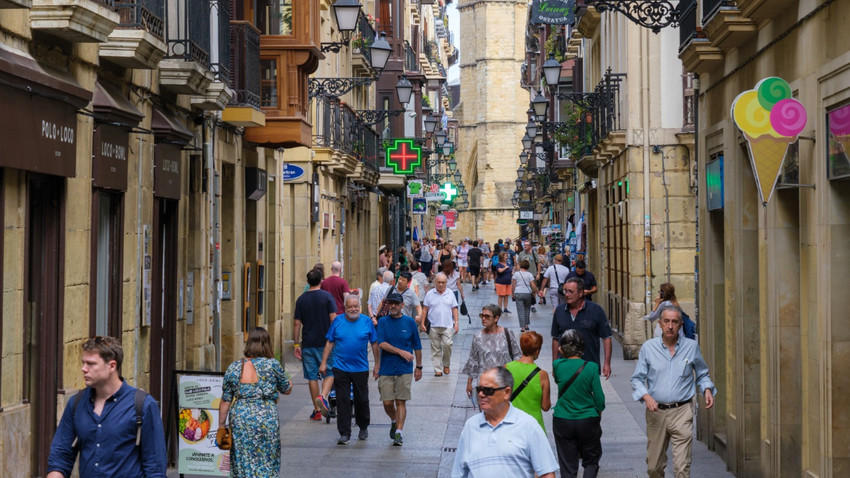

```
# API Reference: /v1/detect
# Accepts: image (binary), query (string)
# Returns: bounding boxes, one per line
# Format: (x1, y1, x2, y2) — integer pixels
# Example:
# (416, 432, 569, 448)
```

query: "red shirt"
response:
(321, 275, 350, 314)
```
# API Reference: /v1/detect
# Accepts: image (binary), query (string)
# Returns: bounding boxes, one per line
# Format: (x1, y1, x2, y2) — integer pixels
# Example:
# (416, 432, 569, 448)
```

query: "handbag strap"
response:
(518, 271, 532, 292)
(553, 265, 561, 286)
(505, 328, 515, 359)
(510, 366, 541, 401)
(558, 361, 587, 399)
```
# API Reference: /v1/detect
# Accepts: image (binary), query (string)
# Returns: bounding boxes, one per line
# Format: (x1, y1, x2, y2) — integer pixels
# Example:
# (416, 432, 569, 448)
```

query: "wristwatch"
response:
(416, 366, 423, 370)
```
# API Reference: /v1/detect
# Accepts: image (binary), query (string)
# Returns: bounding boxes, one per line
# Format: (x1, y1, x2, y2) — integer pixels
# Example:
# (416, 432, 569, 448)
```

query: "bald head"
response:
(331, 261, 342, 274)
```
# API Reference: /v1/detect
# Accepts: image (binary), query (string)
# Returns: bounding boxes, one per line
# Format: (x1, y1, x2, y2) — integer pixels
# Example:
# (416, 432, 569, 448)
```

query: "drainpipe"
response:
(135, 133, 145, 384)
(641, 28, 653, 315)
(202, 118, 221, 370)
(693, 74, 700, 334)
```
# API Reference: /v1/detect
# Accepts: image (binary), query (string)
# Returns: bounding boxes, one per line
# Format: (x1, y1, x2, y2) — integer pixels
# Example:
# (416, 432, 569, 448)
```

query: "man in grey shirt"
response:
(395, 271, 422, 326)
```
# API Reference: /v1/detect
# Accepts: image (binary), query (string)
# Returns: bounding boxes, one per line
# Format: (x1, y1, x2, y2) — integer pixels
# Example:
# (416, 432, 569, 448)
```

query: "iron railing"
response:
(554, 68, 625, 158)
(703, 0, 733, 22)
(114, 0, 165, 40)
(228, 21, 261, 108)
(682, 72, 695, 133)
(166, 0, 211, 67)
(311, 96, 381, 171)
(355, 14, 375, 66)
(403, 40, 418, 73)
(210, 0, 232, 83)
(678, 0, 697, 51)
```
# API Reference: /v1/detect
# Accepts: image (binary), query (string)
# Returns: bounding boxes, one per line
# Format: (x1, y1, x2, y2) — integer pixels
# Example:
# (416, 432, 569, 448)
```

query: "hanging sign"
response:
(530, 0, 575, 25)
(385, 139, 422, 175)
(175, 372, 229, 476)
(446, 215, 456, 229)
(440, 182, 458, 202)
(519, 210, 534, 220)
(425, 191, 446, 202)
(412, 198, 427, 214)
(435, 215, 445, 229)
(731, 77, 807, 205)
(407, 180, 424, 197)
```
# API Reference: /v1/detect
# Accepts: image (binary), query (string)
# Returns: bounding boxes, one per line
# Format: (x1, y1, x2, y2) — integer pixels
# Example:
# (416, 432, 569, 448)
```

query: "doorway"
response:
(26, 174, 64, 477)
(150, 198, 178, 421)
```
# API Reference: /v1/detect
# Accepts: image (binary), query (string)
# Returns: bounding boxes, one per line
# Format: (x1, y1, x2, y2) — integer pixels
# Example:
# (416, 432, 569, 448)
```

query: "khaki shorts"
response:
(378, 374, 413, 401)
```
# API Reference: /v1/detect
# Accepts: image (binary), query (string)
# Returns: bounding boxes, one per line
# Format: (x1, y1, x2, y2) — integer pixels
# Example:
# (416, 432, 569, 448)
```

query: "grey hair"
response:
(434, 272, 448, 282)
(344, 294, 361, 307)
(377, 267, 387, 278)
(483, 366, 514, 389)
(658, 303, 682, 322)
(481, 304, 502, 318)
(382, 271, 395, 282)
(559, 329, 585, 358)
(566, 277, 585, 292)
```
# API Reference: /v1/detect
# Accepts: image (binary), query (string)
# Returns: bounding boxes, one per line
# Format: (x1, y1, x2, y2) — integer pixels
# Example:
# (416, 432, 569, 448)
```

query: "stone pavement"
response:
(172, 278, 734, 477)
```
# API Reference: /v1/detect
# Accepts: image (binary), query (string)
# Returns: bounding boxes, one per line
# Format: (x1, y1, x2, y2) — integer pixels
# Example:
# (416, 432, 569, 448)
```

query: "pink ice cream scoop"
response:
(770, 99, 806, 137)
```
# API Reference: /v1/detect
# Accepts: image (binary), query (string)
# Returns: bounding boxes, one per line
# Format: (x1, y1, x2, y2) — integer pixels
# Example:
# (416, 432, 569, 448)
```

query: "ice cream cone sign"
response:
(731, 77, 807, 205)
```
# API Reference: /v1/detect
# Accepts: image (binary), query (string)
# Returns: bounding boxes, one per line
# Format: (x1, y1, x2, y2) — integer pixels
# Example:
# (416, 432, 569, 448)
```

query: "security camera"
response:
(409, 112, 417, 118)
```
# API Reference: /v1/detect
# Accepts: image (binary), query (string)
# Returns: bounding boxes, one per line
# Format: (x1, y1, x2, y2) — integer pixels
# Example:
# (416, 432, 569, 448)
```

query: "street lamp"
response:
(442, 140, 453, 156)
(435, 130, 447, 147)
(396, 75, 414, 105)
(515, 178, 523, 189)
(519, 151, 528, 166)
(424, 115, 438, 134)
(522, 133, 532, 150)
(531, 91, 549, 121)
(525, 119, 537, 139)
(542, 53, 562, 88)
(448, 158, 457, 171)
(370, 33, 392, 72)
(320, 0, 362, 53)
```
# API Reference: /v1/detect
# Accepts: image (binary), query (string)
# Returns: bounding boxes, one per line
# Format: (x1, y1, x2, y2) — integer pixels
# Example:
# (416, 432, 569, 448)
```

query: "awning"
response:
(92, 82, 143, 127)
(152, 107, 194, 144)
(0, 43, 91, 108)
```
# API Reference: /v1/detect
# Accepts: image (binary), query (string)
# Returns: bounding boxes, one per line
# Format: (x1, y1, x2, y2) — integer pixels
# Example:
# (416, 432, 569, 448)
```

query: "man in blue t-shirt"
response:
(376, 293, 423, 446)
(320, 295, 380, 445)
(294, 269, 338, 421)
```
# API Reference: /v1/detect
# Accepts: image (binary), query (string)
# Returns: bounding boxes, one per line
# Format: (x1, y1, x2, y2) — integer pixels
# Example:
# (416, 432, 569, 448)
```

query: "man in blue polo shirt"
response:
(551, 277, 613, 378)
(320, 295, 380, 445)
(47, 336, 166, 478)
(376, 293, 423, 446)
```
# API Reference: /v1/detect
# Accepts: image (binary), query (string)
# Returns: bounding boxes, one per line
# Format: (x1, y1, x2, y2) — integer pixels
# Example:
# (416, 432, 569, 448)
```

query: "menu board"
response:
(176, 373, 229, 476)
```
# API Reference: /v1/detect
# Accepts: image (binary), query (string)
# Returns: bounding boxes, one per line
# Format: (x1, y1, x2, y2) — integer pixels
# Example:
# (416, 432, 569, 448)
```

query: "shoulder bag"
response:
(505, 327, 517, 360)
(216, 359, 244, 450)
(558, 361, 587, 399)
(518, 272, 537, 305)
(510, 366, 541, 401)
(554, 265, 564, 296)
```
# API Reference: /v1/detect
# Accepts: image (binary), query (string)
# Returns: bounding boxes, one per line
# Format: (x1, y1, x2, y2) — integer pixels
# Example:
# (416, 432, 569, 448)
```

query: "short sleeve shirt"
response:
(321, 275, 350, 314)
(566, 270, 597, 301)
(399, 287, 420, 318)
(293, 289, 336, 348)
(543, 265, 570, 291)
(422, 289, 458, 328)
(376, 314, 422, 376)
(467, 247, 483, 267)
(550, 300, 613, 366)
(326, 314, 378, 372)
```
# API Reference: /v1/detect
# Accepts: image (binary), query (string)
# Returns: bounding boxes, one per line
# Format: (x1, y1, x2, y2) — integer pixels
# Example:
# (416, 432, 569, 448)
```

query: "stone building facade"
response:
(678, 0, 850, 475)
(455, 0, 528, 242)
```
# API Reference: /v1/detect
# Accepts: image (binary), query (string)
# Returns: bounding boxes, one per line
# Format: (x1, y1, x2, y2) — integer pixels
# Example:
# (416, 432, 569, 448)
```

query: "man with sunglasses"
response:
(452, 367, 558, 478)
(47, 336, 166, 477)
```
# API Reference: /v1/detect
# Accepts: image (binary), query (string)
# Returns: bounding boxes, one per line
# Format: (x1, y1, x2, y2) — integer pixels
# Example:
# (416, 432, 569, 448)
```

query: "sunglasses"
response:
(476, 386, 507, 396)
(479, 313, 495, 319)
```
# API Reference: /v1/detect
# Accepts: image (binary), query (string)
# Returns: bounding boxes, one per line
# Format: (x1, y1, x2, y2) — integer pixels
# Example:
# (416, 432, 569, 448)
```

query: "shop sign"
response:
(385, 139, 422, 175)
(93, 125, 129, 190)
(425, 191, 446, 202)
(519, 210, 534, 220)
(435, 215, 445, 229)
(282, 163, 305, 181)
(407, 180, 424, 197)
(412, 198, 427, 214)
(154, 144, 182, 199)
(530, 0, 574, 25)
(175, 372, 229, 476)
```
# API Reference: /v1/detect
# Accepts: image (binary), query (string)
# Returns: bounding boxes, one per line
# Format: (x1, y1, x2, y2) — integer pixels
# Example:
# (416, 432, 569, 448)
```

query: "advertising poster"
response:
(177, 373, 229, 476)
(435, 215, 445, 229)
(412, 198, 427, 214)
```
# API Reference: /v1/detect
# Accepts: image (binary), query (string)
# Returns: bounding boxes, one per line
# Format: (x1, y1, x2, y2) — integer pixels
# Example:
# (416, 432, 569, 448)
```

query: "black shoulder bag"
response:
(558, 361, 587, 399)
(505, 327, 516, 359)
(510, 366, 541, 402)
(554, 266, 564, 296)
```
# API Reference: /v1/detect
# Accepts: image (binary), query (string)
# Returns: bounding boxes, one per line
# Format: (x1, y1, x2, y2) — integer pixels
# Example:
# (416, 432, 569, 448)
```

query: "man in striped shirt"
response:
(631, 305, 716, 478)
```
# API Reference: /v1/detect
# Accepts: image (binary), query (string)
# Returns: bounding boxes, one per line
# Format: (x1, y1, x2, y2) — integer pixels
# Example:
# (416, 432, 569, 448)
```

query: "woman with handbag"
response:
(506, 331, 551, 430)
(494, 252, 513, 313)
(511, 259, 539, 332)
(552, 330, 605, 478)
(218, 327, 292, 477)
(461, 304, 520, 402)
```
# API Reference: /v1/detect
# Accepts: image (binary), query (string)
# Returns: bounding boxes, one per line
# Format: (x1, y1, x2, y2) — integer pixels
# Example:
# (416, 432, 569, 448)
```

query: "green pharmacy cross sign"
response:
(385, 139, 422, 175)
(440, 182, 458, 202)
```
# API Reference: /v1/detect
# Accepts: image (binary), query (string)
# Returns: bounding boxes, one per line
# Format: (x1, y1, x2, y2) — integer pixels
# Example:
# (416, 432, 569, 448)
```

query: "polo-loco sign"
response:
(731, 77, 807, 205)
(530, 0, 574, 25)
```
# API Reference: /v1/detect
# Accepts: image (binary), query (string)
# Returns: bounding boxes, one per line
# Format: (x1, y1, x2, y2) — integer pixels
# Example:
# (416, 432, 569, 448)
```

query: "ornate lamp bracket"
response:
(357, 109, 404, 125)
(588, 0, 681, 33)
(309, 77, 375, 98)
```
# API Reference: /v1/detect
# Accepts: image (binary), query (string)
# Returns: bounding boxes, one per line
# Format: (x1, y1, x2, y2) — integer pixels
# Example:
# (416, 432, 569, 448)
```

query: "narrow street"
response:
(175, 281, 733, 478)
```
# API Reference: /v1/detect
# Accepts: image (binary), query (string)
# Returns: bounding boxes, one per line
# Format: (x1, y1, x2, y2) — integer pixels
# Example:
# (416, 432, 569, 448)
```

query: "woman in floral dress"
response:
(462, 304, 520, 404)
(219, 327, 292, 477)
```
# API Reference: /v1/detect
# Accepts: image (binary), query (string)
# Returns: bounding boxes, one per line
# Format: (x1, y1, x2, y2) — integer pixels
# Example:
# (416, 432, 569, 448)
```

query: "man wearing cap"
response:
(376, 293, 423, 446)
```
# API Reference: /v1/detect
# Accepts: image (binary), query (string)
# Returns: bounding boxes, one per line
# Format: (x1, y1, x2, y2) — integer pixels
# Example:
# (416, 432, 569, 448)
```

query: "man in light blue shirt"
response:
(452, 367, 558, 478)
(631, 305, 716, 478)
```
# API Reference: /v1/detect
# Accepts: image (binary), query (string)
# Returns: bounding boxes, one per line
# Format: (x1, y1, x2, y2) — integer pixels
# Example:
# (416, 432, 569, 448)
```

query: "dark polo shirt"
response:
(551, 299, 612, 366)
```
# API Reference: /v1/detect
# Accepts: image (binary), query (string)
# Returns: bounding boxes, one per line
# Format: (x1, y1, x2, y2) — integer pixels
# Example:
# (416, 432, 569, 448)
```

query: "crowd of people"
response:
(44, 236, 714, 478)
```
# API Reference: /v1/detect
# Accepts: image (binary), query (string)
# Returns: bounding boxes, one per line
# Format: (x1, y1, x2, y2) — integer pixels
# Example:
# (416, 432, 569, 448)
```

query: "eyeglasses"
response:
(479, 314, 494, 319)
(476, 386, 508, 396)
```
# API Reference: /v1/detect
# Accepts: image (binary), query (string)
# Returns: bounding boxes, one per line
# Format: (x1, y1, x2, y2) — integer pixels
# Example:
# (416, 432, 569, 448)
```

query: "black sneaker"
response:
(504, 309, 511, 314)
(531, 306, 537, 313)
(337, 434, 350, 445)
(390, 422, 397, 439)
(393, 432, 403, 446)
(358, 428, 368, 440)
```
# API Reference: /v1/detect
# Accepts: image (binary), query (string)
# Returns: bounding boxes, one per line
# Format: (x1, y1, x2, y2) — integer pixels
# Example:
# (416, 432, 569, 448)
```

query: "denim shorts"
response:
(302, 346, 334, 381)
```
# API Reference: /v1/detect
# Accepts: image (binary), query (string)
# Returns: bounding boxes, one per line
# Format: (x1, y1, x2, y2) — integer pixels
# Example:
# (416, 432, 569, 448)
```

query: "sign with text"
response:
(425, 191, 446, 202)
(176, 372, 229, 476)
(519, 210, 534, 220)
(412, 198, 427, 214)
(282, 163, 305, 181)
(530, 0, 575, 25)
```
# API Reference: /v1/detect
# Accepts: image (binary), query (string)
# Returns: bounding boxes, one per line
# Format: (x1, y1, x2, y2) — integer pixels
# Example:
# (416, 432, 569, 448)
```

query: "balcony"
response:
(222, 21, 264, 127)
(191, 0, 233, 110)
(702, 0, 756, 50)
(244, 0, 321, 148)
(573, 0, 601, 39)
(403, 41, 419, 74)
(310, 96, 379, 185)
(100, 0, 166, 69)
(0, 0, 30, 9)
(351, 14, 375, 78)
(31, 0, 119, 43)
(159, 0, 213, 95)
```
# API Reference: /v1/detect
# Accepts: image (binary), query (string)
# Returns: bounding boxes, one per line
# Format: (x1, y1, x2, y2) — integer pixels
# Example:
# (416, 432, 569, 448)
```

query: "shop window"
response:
(706, 152, 724, 211)
(91, 191, 123, 336)
(777, 141, 800, 188)
(827, 104, 850, 180)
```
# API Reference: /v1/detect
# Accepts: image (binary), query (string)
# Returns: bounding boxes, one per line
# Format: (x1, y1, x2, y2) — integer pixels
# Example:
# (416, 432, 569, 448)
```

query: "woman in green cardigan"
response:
(506, 331, 551, 430)
(552, 329, 605, 478)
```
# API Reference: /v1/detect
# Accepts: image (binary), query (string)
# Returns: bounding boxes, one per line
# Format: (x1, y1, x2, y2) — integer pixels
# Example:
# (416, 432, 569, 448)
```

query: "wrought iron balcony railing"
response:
(210, 0, 232, 83)
(703, 0, 734, 22)
(403, 40, 418, 73)
(311, 96, 381, 171)
(114, 0, 165, 40)
(166, 0, 211, 67)
(228, 20, 261, 108)
(355, 14, 375, 66)
(678, 0, 697, 51)
(555, 68, 625, 156)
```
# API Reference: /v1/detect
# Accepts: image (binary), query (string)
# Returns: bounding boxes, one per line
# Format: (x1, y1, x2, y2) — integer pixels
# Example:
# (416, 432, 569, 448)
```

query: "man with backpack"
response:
(47, 336, 166, 477)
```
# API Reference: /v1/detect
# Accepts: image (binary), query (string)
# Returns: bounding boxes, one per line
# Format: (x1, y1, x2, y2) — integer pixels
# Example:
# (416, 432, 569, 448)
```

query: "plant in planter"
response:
(554, 107, 594, 161)
(351, 33, 372, 50)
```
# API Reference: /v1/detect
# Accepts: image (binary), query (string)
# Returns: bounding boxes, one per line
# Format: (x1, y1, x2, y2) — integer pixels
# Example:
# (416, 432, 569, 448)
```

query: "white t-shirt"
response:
(446, 271, 461, 291)
(423, 288, 459, 328)
(512, 270, 536, 294)
(543, 264, 570, 291)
